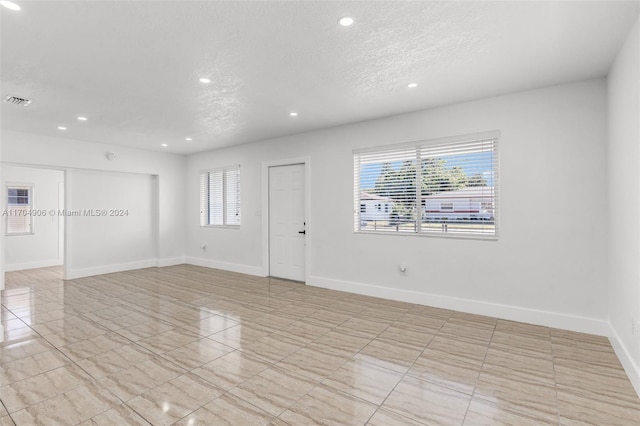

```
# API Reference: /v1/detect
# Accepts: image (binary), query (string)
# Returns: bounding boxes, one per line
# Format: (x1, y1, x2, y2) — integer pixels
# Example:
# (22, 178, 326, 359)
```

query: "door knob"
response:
(298, 230, 306, 235)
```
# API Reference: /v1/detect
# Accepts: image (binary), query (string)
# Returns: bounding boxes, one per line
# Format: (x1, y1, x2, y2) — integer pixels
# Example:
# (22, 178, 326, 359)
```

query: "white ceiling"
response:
(1, 1, 638, 155)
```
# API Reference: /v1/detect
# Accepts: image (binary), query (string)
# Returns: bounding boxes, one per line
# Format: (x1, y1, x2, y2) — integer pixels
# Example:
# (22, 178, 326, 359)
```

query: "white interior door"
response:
(269, 164, 305, 281)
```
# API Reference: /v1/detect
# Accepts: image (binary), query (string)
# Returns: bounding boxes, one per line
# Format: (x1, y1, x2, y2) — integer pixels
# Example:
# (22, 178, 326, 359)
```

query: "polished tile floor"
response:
(1, 265, 639, 425)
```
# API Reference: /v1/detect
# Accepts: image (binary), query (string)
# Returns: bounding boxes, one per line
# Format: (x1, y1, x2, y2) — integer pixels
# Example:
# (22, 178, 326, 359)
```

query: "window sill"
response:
(354, 230, 498, 241)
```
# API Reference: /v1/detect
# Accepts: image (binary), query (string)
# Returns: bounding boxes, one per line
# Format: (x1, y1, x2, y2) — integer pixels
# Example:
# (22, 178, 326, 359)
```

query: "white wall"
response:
(2, 166, 64, 271)
(1, 131, 186, 277)
(607, 17, 640, 395)
(187, 78, 609, 334)
(1, 110, 4, 343)
(65, 169, 156, 278)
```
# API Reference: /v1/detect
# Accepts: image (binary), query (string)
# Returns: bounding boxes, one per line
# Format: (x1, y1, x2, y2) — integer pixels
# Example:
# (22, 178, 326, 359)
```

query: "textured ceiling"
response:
(1, 1, 638, 155)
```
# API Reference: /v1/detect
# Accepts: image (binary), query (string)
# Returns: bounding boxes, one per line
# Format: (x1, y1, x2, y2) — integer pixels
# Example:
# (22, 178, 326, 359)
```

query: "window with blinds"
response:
(7, 186, 33, 235)
(354, 132, 498, 238)
(199, 166, 241, 227)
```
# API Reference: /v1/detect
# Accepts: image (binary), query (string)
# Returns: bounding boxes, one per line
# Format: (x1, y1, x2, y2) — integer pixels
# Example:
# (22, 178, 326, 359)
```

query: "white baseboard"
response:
(4, 259, 63, 272)
(66, 259, 157, 280)
(608, 324, 640, 398)
(185, 257, 265, 277)
(307, 275, 611, 337)
(157, 257, 186, 267)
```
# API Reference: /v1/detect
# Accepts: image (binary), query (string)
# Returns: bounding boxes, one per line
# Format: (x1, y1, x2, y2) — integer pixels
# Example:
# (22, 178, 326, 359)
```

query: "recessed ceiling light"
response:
(338, 16, 354, 27)
(407, 83, 418, 88)
(0, 1, 21, 11)
(199, 78, 211, 84)
(57, 126, 67, 130)
(161, 143, 168, 147)
(185, 137, 192, 141)
(77, 116, 88, 121)
(289, 112, 298, 117)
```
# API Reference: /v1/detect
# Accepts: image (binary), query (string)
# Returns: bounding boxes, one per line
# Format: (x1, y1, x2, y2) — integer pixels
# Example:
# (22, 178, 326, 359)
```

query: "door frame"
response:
(261, 157, 311, 282)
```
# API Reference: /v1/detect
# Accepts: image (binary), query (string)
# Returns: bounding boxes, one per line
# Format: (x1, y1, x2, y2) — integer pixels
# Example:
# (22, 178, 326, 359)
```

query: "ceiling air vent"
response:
(3, 95, 31, 107)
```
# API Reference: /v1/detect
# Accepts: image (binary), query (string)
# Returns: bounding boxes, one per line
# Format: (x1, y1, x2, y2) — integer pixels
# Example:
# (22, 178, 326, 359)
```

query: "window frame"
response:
(6, 184, 34, 236)
(353, 131, 499, 240)
(199, 165, 241, 228)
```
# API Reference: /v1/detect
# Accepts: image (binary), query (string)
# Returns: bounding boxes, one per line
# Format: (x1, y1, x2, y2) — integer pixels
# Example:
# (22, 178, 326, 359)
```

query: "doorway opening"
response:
(2, 165, 65, 279)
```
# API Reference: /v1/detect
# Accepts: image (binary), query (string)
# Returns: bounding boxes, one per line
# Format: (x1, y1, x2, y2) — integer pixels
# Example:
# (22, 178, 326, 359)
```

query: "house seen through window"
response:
(354, 132, 498, 238)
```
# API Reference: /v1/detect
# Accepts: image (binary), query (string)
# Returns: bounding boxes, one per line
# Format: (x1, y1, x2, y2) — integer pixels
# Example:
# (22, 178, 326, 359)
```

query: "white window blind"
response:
(199, 166, 241, 227)
(7, 186, 33, 235)
(354, 132, 498, 238)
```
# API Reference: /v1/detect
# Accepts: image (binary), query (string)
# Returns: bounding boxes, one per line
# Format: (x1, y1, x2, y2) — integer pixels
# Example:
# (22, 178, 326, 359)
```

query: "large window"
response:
(6, 185, 33, 235)
(199, 166, 241, 227)
(354, 132, 498, 238)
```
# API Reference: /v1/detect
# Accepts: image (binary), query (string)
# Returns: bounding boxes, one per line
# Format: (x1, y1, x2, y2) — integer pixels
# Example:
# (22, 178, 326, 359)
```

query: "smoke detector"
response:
(3, 95, 31, 107)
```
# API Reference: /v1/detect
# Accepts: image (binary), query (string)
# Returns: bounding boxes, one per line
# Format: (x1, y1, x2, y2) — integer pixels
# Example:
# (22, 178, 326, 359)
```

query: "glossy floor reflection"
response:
(1, 266, 639, 425)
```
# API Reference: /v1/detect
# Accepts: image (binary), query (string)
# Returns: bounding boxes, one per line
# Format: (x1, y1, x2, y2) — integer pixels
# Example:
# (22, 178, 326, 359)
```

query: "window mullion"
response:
(415, 148, 421, 234)
(206, 173, 211, 226)
(355, 156, 362, 231)
(222, 171, 227, 226)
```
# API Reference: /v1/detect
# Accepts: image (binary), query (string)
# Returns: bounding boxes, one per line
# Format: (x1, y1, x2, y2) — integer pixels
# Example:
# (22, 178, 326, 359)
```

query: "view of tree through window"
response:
(354, 133, 498, 237)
